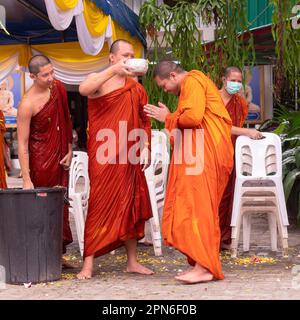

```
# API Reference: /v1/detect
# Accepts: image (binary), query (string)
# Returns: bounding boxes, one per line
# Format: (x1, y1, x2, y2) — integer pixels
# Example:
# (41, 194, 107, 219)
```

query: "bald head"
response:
(224, 66, 242, 78)
(153, 60, 185, 79)
(109, 39, 133, 54)
(28, 55, 51, 75)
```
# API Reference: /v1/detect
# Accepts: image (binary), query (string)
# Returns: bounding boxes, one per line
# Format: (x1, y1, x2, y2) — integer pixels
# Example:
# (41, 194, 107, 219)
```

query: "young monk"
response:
(17, 55, 73, 257)
(219, 66, 262, 250)
(77, 40, 153, 279)
(144, 61, 234, 284)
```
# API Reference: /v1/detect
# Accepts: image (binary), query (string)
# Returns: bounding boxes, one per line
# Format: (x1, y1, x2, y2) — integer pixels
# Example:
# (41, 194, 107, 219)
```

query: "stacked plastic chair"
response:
(231, 132, 289, 257)
(144, 130, 170, 256)
(68, 151, 90, 256)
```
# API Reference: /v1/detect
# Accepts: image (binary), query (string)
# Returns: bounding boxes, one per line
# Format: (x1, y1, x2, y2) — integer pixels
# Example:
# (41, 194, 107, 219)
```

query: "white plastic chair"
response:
(231, 132, 289, 257)
(69, 151, 90, 256)
(144, 130, 170, 256)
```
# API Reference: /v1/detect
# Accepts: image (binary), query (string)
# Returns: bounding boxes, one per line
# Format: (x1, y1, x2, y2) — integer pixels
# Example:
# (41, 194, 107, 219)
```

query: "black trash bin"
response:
(0, 187, 65, 284)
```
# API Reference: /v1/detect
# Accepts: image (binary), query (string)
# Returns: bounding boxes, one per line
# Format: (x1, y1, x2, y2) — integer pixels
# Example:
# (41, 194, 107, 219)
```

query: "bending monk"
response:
(219, 66, 263, 250)
(144, 61, 233, 284)
(17, 55, 73, 256)
(77, 39, 153, 279)
(0, 110, 7, 188)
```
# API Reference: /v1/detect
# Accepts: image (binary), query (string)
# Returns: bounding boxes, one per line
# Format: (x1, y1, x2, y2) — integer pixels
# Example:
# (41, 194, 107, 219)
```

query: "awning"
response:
(0, 0, 146, 48)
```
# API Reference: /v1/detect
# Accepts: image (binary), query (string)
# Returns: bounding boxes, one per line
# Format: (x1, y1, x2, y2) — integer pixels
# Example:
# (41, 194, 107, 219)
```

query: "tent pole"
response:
(16, 0, 51, 26)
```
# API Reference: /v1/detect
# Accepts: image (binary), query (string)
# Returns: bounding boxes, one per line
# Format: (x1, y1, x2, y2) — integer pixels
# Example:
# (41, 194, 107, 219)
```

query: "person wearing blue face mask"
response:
(219, 66, 263, 250)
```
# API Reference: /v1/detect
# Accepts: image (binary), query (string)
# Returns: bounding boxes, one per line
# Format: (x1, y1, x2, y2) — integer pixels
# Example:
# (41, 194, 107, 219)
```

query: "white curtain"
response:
(0, 54, 19, 84)
(44, 0, 113, 56)
(75, 15, 113, 56)
(44, 0, 83, 30)
(31, 49, 109, 85)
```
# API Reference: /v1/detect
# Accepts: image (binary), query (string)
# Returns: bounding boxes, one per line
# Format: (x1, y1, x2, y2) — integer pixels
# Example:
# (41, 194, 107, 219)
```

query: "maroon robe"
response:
(84, 78, 152, 258)
(219, 94, 248, 245)
(29, 79, 73, 252)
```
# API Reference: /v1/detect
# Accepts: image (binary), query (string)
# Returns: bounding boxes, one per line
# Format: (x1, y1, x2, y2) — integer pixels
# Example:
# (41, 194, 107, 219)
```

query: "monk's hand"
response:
(60, 151, 73, 170)
(246, 129, 263, 140)
(144, 102, 170, 123)
(140, 147, 151, 171)
(23, 179, 34, 190)
(113, 59, 135, 77)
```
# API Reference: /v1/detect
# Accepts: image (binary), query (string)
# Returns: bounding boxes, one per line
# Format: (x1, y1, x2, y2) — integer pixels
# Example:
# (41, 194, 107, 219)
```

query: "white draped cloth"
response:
(44, 0, 83, 30)
(44, 0, 113, 55)
(31, 49, 109, 85)
(75, 15, 113, 56)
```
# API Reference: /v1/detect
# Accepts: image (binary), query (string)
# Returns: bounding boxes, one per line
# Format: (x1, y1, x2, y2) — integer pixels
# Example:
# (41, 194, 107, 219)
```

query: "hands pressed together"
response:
(143, 102, 170, 123)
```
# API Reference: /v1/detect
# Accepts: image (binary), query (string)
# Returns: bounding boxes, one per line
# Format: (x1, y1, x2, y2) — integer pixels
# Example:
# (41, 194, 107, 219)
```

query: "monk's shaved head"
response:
(224, 66, 242, 78)
(153, 60, 184, 79)
(28, 55, 51, 75)
(109, 39, 133, 54)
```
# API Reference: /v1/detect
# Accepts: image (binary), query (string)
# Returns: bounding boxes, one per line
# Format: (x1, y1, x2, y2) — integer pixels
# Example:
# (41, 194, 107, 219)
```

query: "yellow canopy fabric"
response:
(0, 22, 143, 67)
(83, 0, 109, 37)
(54, 0, 79, 10)
(0, 45, 31, 67)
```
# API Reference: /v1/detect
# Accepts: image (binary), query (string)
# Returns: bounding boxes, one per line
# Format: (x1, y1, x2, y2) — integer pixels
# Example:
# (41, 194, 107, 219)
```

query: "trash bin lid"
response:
(0, 187, 66, 194)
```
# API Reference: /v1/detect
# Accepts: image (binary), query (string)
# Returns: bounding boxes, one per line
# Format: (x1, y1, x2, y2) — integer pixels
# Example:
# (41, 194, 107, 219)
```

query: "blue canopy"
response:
(0, 0, 146, 47)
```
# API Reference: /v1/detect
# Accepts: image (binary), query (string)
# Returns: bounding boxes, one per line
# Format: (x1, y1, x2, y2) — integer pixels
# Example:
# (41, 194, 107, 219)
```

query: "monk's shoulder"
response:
(133, 79, 146, 92)
(235, 94, 248, 109)
(18, 92, 34, 116)
(182, 71, 207, 94)
(54, 79, 66, 92)
(131, 79, 148, 98)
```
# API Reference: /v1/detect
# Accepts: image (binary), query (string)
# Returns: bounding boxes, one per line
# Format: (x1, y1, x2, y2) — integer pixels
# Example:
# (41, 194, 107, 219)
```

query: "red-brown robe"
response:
(219, 93, 248, 245)
(84, 77, 152, 258)
(29, 79, 73, 252)
(0, 111, 7, 189)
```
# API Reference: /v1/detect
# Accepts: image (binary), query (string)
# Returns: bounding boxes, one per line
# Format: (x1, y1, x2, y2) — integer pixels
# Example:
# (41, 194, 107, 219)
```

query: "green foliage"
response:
(271, 104, 300, 223)
(139, 0, 256, 128)
(271, 0, 300, 102)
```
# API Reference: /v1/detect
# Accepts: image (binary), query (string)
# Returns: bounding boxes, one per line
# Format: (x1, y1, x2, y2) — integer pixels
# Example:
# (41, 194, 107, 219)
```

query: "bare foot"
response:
(77, 256, 93, 280)
(126, 262, 154, 275)
(175, 265, 213, 284)
(77, 269, 92, 280)
(177, 267, 193, 276)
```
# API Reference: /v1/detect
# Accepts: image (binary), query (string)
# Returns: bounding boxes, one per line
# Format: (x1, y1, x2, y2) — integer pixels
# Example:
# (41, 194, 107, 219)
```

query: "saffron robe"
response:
(0, 111, 7, 189)
(163, 71, 233, 280)
(29, 80, 73, 251)
(84, 78, 152, 258)
(219, 94, 248, 244)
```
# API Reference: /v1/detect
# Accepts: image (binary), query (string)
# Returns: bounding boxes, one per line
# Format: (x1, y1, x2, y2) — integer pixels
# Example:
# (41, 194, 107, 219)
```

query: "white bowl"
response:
(126, 58, 148, 75)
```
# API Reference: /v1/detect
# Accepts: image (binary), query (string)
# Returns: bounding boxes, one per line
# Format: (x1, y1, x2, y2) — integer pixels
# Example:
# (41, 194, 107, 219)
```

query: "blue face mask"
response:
(226, 81, 242, 95)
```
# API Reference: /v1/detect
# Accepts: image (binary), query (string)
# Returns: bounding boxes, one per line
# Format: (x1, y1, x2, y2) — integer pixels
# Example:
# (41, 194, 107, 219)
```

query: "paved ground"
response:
(1, 177, 300, 300)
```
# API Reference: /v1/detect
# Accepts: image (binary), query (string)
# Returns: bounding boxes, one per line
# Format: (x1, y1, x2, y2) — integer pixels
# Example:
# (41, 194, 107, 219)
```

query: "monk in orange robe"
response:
(218, 66, 262, 249)
(17, 55, 73, 255)
(0, 111, 7, 189)
(77, 40, 153, 279)
(144, 61, 234, 283)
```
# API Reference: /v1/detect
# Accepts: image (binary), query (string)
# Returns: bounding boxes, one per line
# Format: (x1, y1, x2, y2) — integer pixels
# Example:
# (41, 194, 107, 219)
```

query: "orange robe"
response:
(0, 111, 7, 189)
(219, 94, 248, 244)
(163, 70, 233, 280)
(84, 78, 152, 258)
(29, 80, 73, 252)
